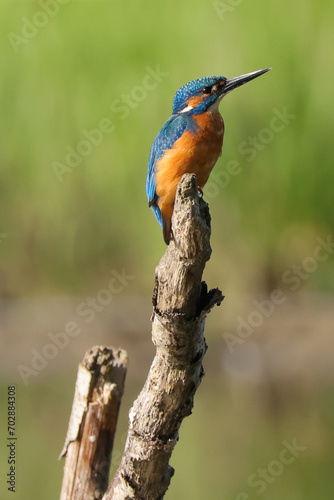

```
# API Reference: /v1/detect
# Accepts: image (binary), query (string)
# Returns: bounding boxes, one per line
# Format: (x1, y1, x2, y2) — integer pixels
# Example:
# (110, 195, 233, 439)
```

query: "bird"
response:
(146, 68, 271, 244)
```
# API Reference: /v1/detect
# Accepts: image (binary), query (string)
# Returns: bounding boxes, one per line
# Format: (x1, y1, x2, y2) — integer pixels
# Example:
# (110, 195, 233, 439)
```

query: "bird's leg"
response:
(148, 192, 158, 208)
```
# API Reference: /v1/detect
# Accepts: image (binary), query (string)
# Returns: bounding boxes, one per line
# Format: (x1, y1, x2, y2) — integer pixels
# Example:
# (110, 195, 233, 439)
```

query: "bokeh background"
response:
(1, 0, 334, 498)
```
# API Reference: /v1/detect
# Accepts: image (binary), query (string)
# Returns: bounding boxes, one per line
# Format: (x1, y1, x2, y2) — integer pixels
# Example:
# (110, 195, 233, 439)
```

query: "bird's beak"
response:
(222, 68, 271, 96)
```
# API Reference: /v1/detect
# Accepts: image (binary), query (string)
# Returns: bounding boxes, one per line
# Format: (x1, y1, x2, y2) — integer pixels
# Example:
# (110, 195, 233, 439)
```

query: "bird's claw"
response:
(197, 186, 203, 197)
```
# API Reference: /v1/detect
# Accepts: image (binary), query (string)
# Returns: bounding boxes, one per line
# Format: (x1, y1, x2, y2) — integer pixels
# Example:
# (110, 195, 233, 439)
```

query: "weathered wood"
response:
(60, 346, 127, 500)
(104, 174, 224, 500)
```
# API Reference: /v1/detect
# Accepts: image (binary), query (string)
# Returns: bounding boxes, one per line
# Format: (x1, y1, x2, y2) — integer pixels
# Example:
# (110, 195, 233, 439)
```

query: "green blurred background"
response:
(1, 0, 334, 499)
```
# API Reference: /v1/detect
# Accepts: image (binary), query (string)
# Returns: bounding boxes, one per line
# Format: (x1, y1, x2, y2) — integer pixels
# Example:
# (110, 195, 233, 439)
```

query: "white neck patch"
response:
(179, 105, 194, 113)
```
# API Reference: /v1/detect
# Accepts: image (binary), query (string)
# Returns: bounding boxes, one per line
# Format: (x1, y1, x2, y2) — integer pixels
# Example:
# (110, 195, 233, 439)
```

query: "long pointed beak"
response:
(223, 68, 271, 95)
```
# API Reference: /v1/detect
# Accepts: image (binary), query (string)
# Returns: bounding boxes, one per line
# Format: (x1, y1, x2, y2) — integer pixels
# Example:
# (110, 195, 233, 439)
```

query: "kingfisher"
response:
(146, 68, 271, 244)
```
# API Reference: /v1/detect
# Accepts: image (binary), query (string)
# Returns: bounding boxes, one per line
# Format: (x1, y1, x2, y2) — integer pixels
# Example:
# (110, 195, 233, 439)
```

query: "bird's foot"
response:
(197, 186, 203, 197)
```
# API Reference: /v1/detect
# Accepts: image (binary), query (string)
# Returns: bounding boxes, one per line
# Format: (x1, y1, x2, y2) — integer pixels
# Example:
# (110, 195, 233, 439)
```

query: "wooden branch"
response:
(104, 174, 224, 500)
(60, 346, 127, 500)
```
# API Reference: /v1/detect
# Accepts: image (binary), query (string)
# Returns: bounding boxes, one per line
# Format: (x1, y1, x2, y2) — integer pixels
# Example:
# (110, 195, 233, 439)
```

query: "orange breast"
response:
(155, 111, 224, 219)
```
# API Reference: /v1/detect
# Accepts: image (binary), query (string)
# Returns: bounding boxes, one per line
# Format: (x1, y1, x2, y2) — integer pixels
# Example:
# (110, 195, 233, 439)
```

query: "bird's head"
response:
(172, 68, 271, 115)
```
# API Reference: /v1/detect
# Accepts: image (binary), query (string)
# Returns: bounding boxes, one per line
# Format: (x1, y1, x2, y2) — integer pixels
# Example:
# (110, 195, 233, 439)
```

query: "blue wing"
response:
(146, 112, 196, 226)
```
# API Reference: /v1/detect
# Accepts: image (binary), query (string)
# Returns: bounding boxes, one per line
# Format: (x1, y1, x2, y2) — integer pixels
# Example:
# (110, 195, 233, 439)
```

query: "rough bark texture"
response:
(104, 174, 224, 500)
(60, 346, 127, 500)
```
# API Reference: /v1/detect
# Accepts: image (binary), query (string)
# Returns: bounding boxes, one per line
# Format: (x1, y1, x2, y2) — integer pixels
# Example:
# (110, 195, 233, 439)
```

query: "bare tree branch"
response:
(104, 174, 224, 500)
(60, 346, 127, 500)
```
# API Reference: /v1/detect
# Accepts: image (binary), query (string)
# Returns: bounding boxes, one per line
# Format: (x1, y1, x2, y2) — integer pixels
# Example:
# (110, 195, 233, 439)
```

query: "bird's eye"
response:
(202, 86, 212, 94)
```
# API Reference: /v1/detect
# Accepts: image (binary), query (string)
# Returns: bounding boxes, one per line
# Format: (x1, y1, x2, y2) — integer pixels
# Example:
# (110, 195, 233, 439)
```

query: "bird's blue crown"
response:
(172, 76, 225, 114)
